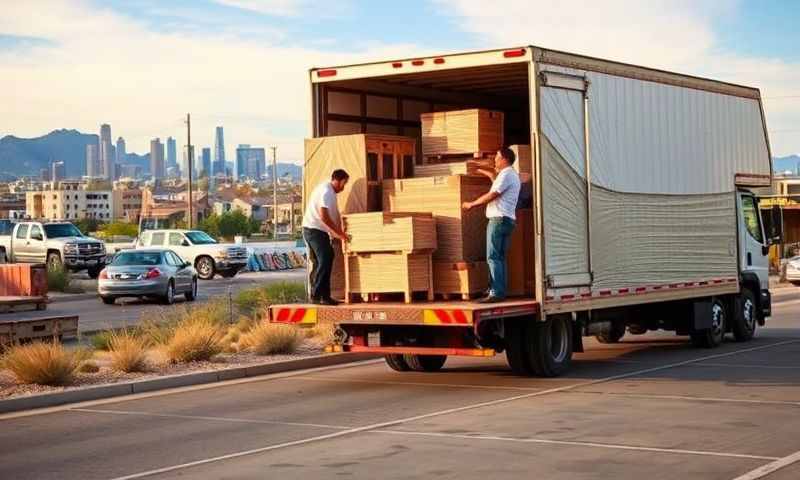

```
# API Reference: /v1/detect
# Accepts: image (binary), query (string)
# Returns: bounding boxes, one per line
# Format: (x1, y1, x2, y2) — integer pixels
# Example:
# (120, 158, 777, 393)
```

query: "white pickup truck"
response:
(135, 229, 248, 280)
(0, 221, 107, 278)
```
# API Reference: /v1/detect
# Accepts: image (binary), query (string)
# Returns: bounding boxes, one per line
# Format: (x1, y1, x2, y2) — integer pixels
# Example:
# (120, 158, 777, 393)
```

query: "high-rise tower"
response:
(213, 127, 225, 176)
(99, 124, 113, 180)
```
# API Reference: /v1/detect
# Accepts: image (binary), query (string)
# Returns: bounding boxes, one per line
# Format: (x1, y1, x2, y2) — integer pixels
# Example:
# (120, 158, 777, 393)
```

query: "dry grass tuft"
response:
(1, 342, 89, 385)
(163, 318, 224, 363)
(305, 322, 335, 344)
(108, 330, 149, 373)
(78, 361, 100, 373)
(239, 322, 302, 355)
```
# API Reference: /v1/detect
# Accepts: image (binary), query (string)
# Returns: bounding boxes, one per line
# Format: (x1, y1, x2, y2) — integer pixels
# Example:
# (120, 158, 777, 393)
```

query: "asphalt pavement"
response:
(0, 287, 798, 479)
(11, 270, 307, 334)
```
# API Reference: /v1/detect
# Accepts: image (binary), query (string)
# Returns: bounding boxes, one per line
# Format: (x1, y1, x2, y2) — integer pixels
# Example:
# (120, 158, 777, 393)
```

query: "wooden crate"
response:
(383, 175, 490, 262)
(304, 134, 417, 298)
(433, 261, 488, 299)
(0, 264, 48, 297)
(507, 209, 534, 297)
(344, 212, 436, 254)
(421, 109, 504, 157)
(414, 158, 495, 178)
(345, 252, 433, 304)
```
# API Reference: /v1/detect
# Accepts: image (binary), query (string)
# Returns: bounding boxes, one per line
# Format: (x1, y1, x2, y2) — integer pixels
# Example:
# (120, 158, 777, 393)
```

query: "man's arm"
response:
(318, 206, 347, 241)
(462, 191, 500, 211)
(475, 168, 497, 181)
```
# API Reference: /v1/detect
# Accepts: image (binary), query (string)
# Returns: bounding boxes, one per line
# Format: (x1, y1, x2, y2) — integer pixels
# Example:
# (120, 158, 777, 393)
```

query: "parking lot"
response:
(0, 287, 797, 479)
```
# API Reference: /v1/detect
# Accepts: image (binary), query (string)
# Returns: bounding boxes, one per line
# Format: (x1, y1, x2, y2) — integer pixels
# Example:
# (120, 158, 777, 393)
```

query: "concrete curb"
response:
(49, 292, 97, 304)
(0, 352, 379, 414)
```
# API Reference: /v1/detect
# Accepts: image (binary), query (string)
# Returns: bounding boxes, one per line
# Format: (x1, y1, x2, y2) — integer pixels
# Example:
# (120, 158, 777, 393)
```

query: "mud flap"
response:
(692, 300, 713, 331)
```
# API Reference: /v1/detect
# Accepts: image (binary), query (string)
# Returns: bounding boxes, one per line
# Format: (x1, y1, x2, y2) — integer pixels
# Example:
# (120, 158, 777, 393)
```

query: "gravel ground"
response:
(0, 340, 325, 400)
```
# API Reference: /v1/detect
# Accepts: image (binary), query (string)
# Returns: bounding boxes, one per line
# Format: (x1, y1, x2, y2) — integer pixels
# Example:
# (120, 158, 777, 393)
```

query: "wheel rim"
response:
(198, 259, 212, 277)
(711, 302, 725, 338)
(167, 283, 174, 302)
(549, 319, 569, 363)
(743, 298, 755, 331)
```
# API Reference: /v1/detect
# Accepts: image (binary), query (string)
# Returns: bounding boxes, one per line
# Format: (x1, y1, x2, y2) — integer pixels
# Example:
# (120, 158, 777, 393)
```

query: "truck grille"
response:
(77, 243, 103, 255)
(226, 247, 248, 260)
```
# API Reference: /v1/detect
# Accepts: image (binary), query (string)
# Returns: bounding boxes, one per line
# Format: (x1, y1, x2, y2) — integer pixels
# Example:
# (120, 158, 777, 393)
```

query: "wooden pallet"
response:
(343, 212, 436, 254)
(0, 296, 48, 314)
(0, 314, 78, 345)
(421, 109, 504, 157)
(344, 251, 434, 304)
(433, 261, 489, 299)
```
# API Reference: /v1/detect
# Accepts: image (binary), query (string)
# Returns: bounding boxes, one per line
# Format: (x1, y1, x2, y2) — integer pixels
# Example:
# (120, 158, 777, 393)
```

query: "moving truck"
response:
(269, 46, 780, 376)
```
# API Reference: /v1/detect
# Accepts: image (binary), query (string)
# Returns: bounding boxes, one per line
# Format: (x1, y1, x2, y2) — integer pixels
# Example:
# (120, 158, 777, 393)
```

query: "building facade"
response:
(51, 161, 66, 182)
(116, 137, 127, 167)
(166, 137, 178, 171)
(86, 143, 100, 178)
(26, 181, 114, 221)
(150, 138, 165, 180)
(201, 147, 211, 178)
(99, 124, 114, 180)
(213, 126, 225, 176)
(235, 145, 265, 180)
(182, 145, 195, 181)
(112, 183, 143, 223)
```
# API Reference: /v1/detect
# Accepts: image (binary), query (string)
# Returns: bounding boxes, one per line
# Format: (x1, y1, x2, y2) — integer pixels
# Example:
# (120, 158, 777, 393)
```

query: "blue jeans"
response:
(486, 217, 516, 298)
(303, 227, 334, 300)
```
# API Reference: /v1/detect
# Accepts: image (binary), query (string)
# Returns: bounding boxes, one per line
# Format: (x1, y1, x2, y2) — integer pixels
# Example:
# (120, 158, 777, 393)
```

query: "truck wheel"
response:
(47, 252, 63, 271)
(101, 296, 116, 305)
(628, 325, 648, 335)
(595, 321, 626, 344)
(505, 320, 534, 375)
(731, 289, 757, 342)
(527, 314, 574, 377)
(195, 256, 215, 280)
(384, 354, 411, 372)
(403, 354, 447, 372)
(690, 298, 726, 348)
(87, 266, 103, 279)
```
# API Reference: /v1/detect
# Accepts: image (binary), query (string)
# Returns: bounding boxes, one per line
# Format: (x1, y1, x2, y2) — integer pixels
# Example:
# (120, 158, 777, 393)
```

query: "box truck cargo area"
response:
(269, 46, 780, 376)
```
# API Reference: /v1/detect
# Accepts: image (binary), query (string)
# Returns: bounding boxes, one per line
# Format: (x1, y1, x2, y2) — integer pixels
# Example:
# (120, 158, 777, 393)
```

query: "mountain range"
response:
(773, 155, 800, 175)
(0, 129, 302, 181)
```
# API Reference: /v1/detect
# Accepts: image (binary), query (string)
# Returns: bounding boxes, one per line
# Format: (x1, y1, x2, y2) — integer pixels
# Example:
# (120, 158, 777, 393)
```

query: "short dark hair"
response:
(499, 147, 516, 165)
(331, 169, 349, 181)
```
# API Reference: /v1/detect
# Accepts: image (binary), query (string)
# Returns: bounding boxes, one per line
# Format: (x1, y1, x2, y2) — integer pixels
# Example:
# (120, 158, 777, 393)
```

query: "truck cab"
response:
(135, 229, 248, 280)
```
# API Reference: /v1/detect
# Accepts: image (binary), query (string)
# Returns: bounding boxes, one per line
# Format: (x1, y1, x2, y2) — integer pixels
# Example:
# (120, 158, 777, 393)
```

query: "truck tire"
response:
(403, 354, 447, 372)
(526, 314, 574, 377)
(384, 354, 411, 372)
(47, 252, 63, 271)
(595, 321, 626, 344)
(100, 296, 116, 305)
(505, 320, 534, 375)
(731, 289, 757, 342)
(195, 256, 215, 280)
(690, 298, 726, 348)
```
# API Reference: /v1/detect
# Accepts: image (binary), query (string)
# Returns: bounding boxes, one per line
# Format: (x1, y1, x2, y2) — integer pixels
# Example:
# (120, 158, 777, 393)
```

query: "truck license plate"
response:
(352, 311, 387, 322)
(367, 331, 381, 347)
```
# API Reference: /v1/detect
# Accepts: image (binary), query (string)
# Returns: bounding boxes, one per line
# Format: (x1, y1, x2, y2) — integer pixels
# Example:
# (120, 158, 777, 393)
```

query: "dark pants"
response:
(486, 216, 516, 298)
(304, 227, 334, 300)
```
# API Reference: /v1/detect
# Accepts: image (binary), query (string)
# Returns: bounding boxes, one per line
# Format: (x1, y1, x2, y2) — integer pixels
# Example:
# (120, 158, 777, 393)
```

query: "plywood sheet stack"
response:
(421, 109, 504, 157)
(413, 158, 495, 178)
(507, 209, 534, 297)
(433, 261, 489, 299)
(342, 212, 436, 303)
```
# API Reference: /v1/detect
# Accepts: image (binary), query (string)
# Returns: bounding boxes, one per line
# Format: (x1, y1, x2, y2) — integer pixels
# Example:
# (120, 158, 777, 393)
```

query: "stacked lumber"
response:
(383, 175, 490, 263)
(343, 212, 436, 254)
(433, 261, 488, 299)
(510, 144, 532, 176)
(507, 209, 534, 297)
(346, 253, 434, 304)
(421, 109, 504, 157)
(413, 158, 495, 178)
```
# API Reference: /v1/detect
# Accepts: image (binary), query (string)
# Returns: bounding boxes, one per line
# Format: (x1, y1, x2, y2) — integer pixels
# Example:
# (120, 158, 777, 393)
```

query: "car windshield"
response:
(112, 251, 162, 266)
(43, 224, 83, 238)
(185, 231, 217, 245)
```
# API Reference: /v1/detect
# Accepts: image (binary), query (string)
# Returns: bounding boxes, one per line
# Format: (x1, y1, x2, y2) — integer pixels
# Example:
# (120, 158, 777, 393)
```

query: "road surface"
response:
(1, 287, 799, 480)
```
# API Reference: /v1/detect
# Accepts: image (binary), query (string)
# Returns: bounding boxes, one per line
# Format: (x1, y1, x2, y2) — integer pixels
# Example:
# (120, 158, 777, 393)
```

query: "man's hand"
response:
(462, 201, 474, 211)
(333, 231, 348, 242)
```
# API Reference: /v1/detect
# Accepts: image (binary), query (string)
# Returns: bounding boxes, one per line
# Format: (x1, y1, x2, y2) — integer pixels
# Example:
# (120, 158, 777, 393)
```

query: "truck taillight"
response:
(145, 268, 161, 279)
(317, 69, 337, 78)
(411, 59, 424, 66)
(503, 48, 526, 58)
(99, 269, 108, 280)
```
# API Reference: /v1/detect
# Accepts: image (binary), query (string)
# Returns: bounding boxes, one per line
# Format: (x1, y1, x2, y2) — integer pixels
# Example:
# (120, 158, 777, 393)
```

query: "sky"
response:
(1, 0, 799, 164)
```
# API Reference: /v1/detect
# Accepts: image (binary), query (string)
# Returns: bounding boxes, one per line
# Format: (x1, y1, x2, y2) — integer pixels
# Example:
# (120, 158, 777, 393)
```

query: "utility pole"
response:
(270, 146, 278, 240)
(186, 113, 193, 229)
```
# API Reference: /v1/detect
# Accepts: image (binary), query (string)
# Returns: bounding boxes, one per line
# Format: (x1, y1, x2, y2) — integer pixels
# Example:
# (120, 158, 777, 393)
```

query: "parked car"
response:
(786, 256, 800, 285)
(135, 229, 248, 280)
(98, 249, 197, 305)
(0, 221, 106, 278)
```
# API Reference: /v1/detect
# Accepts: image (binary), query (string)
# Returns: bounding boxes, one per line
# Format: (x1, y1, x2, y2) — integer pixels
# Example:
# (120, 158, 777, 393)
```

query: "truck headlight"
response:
(64, 243, 78, 254)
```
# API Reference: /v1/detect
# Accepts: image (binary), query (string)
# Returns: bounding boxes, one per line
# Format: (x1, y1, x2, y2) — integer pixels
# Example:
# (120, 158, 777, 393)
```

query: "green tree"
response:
(98, 222, 138, 239)
(196, 213, 221, 238)
(73, 218, 104, 235)
(218, 210, 254, 240)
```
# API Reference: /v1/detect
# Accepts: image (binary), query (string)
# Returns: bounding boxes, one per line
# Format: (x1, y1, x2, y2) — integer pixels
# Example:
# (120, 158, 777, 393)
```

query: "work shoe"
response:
(475, 295, 504, 304)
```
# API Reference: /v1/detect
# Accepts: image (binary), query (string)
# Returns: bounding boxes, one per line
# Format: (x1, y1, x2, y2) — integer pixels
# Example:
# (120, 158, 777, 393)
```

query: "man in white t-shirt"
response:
(302, 169, 349, 305)
(462, 148, 521, 303)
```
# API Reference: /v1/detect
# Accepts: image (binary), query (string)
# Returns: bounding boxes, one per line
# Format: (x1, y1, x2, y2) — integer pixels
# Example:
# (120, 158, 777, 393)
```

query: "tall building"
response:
(213, 127, 225, 176)
(86, 143, 100, 177)
(150, 138, 165, 180)
(51, 161, 66, 182)
(236, 145, 266, 180)
(166, 137, 178, 170)
(200, 148, 212, 178)
(182, 145, 195, 180)
(99, 124, 114, 180)
(116, 137, 126, 166)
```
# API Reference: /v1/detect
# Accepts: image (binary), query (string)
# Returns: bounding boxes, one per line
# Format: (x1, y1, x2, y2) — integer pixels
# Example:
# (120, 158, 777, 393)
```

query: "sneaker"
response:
(475, 295, 505, 304)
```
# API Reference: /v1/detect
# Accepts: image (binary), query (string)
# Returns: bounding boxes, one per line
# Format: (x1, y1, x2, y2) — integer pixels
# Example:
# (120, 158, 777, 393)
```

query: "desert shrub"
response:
(2, 342, 89, 385)
(46, 266, 71, 292)
(78, 361, 100, 373)
(108, 330, 148, 373)
(163, 317, 224, 363)
(305, 322, 335, 344)
(89, 331, 114, 351)
(234, 282, 306, 318)
(239, 323, 302, 355)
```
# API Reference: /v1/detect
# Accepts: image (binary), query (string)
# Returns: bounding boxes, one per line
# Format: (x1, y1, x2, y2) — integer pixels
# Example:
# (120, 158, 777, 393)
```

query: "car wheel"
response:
(47, 252, 63, 271)
(100, 296, 116, 305)
(185, 278, 198, 302)
(195, 256, 215, 280)
(162, 281, 175, 305)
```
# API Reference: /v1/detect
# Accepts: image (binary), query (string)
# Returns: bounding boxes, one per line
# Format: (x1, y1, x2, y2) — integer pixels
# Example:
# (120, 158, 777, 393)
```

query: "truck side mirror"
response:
(769, 205, 783, 245)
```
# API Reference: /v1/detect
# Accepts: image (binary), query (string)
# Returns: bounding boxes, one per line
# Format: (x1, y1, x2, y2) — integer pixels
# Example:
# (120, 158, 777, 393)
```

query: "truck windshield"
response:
(112, 251, 162, 266)
(185, 231, 217, 245)
(43, 224, 83, 238)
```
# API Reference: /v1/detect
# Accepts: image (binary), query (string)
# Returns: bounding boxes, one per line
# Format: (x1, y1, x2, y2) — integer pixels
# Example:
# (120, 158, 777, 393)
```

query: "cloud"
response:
(211, 0, 352, 18)
(0, 0, 415, 163)
(435, 0, 800, 155)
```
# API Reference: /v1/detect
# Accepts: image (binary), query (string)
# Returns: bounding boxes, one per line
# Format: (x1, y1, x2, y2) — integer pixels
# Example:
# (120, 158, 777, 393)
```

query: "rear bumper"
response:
(329, 344, 496, 357)
(98, 279, 166, 297)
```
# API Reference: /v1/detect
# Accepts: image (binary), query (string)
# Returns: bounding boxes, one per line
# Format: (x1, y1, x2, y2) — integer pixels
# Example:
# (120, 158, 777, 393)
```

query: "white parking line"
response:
(731, 450, 800, 479)
(72, 408, 350, 430)
(569, 391, 800, 407)
(289, 376, 542, 392)
(373, 429, 780, 461)
(106, 339, 800, 480)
